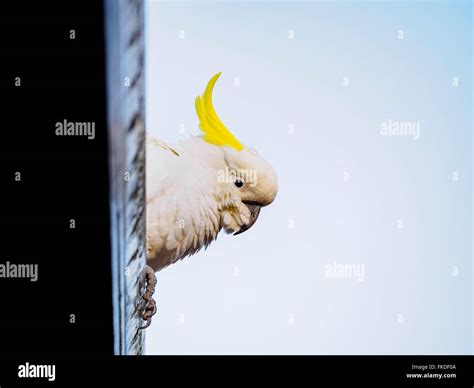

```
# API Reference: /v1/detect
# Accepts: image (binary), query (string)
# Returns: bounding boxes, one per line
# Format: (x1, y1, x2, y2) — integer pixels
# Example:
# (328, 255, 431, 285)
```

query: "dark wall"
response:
(0, 1, 113, 357)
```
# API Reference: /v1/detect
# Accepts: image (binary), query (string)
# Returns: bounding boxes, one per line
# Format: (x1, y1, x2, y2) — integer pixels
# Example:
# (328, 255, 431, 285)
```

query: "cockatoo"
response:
(140, 72, 278, 327)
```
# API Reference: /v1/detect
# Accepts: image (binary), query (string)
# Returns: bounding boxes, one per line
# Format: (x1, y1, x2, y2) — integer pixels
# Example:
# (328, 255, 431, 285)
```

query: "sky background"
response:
(144, 0, 472, 354)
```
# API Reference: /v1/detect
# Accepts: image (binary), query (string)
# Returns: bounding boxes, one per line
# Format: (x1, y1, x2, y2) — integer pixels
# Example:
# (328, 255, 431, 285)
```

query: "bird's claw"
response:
(139, 265, 157, 329)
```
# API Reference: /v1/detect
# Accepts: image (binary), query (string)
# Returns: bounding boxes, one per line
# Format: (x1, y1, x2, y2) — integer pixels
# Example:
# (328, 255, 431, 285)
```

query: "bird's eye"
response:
(235, 178, 244, 188)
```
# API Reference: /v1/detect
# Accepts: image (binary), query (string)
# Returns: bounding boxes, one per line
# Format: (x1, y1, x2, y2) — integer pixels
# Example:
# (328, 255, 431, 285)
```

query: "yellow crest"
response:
(195, 72, 244, 151)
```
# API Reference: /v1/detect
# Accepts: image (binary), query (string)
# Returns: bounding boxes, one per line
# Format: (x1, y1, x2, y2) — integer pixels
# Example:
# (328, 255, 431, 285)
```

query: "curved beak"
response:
(234, 202, 262, 235)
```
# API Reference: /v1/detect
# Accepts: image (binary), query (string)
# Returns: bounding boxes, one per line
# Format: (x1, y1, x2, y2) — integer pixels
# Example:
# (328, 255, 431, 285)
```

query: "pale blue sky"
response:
(145, 0, 472, 354)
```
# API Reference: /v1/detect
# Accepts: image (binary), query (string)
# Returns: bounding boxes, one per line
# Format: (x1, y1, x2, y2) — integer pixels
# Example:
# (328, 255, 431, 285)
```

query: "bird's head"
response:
(195, 72, 278, 235)
(220, 145, 278, 235)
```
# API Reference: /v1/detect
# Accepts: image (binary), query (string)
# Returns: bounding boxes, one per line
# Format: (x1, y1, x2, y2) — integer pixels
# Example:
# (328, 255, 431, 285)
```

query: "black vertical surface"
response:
(0, 1, 113, 357)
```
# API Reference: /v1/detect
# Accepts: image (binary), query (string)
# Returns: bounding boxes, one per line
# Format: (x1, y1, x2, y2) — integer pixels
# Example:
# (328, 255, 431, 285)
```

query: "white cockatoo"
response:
(140, 72, 278, 326)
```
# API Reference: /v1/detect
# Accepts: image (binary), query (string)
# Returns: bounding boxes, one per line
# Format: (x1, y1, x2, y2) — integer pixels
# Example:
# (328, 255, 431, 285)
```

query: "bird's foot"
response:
(139, 265, 157, 329)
